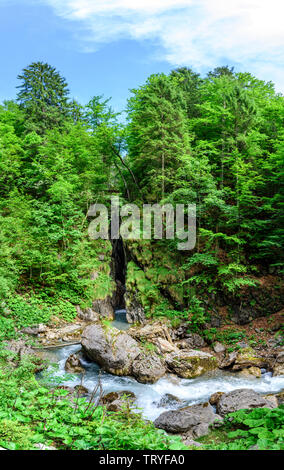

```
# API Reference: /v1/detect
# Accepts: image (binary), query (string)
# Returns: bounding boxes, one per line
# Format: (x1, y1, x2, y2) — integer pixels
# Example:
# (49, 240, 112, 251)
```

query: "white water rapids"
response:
(42, 343, 284, 421)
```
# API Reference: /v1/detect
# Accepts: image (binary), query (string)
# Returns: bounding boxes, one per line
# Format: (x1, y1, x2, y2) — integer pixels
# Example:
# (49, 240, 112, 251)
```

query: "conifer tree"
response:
(17, 62, 70, 134)
(127, 73, 191, 202)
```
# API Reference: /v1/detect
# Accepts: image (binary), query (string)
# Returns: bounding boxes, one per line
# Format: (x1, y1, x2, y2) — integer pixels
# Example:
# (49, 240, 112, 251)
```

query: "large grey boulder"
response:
(219, 351, 238, 369)
(81, 323, 141, 376)
(131, 353, 166, 384)
(216, 389, 277, 417)
(166, 350, 217, 379)
(154, 403, 222, 438)
(20, 324, 47, 336)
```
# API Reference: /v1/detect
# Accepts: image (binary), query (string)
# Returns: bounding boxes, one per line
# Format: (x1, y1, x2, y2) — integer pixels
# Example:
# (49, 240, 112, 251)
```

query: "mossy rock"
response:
(165, 350, 218, 379)
(233, 347, 265, 370)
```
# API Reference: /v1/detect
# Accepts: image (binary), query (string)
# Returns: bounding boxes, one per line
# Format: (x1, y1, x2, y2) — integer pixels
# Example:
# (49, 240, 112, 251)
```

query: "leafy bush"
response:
(199, 407, 284, 450)
(0, 420, 35, 450)
(203, 327, 247, 347)
(151, 302, 188, 326)
(0, 294, 77, 340)
(187, 296, 208, 332)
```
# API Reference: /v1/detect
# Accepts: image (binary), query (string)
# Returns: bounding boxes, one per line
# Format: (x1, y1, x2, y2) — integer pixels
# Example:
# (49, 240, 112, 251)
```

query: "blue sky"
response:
(0, 0, 283, 113)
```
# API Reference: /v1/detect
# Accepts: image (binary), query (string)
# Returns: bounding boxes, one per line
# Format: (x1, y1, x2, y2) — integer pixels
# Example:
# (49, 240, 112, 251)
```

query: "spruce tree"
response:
(127, 73, 191, 202)
(17, 62, 70, 134)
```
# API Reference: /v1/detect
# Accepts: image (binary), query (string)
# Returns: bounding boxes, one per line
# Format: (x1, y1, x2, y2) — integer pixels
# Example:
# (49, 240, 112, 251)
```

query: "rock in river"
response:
(216, 388, 277, 417)
(81, 323, 141, 376)
(131, 353, 166, 384)
(165, 350, 217, 379)
(154, 403, 222, 438)
(100, 391, 136, 412)
(65, 354, 84, 374)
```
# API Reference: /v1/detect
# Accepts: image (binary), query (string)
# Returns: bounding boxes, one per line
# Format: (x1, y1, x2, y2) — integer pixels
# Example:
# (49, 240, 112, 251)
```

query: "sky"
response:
(0, 0, 283, 112)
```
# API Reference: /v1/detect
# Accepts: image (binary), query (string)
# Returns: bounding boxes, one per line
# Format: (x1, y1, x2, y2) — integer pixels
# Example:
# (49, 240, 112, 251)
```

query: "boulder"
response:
(184, 333, 206, 349)
(65, 354, 84, 374)
(81, 323, 141, 376)
(21, 324, 47, 336)
(216, 389, 277, 417)
(41, 324, 83, 343)
(129, 322, 173, 344)
(219, 351, 238, 369)
(174, 333, 206, 349)
(125, 294, 146, 324)
(154, 403, 223, 438)
(101, 391, 136, 412)
(74, 385, 89, 396)
(273, 364, 284, 376)
(101, 390, 136, 404)
(131, 353, 166, 384)
(165, 350, 218, 379)
(154, 337, 177, 354)
(181, 438, 203, 448)
(239, 366, 262, 378)
(263, 394, 279, 407)
(170, 323, 189, 340)
(232, 348, 266, 371)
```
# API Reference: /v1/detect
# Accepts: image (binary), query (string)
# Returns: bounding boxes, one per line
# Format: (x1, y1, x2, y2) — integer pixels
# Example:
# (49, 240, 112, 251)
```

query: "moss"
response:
(125, 239, 185, 315)
(170, 354, 217, 379)
(236, 347, 259, 363)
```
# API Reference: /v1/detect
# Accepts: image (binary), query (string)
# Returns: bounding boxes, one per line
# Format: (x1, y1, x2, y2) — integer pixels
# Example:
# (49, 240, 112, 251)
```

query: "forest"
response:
(0, 62, 283, 451)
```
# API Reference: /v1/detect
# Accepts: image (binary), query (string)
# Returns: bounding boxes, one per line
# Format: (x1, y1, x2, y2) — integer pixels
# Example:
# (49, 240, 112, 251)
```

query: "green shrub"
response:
(0, 420, 35, 450)
(199, 407, 284, 450)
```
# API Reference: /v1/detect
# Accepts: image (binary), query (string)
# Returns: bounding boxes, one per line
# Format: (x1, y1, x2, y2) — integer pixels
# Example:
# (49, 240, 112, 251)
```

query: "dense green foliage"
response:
(126, 67, 284, 303)
(0, 62, 283, 322)
(198, 406, 284, 450)
(0, 351, 186, 450)
(0, 62, 283, 451)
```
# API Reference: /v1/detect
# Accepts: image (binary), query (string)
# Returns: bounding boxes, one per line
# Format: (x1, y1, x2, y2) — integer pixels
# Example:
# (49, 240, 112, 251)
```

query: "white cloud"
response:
(42, 0, 284, 89)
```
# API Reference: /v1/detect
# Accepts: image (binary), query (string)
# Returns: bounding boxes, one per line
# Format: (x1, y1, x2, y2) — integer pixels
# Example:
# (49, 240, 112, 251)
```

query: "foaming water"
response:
(42, 344, 284, 421)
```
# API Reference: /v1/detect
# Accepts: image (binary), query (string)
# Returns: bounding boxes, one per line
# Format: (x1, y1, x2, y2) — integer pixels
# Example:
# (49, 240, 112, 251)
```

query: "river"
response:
(41, 341, 284, 421)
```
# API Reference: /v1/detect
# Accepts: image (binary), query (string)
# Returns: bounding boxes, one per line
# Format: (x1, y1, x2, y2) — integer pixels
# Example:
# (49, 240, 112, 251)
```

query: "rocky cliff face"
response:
(86, 238, 284, 327)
